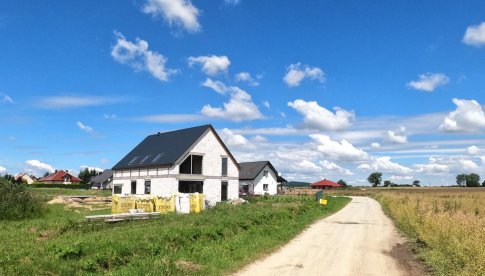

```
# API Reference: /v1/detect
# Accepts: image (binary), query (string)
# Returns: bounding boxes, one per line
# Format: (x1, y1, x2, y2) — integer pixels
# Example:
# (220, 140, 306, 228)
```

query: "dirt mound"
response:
(47, 196, 111, 210)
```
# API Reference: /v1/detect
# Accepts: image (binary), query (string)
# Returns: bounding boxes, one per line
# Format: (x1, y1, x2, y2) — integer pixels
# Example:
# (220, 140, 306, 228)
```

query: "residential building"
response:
(310, 179, 342, 189)
(239, 161, 280, 196)
(89, 169, 113, 189)
(39, 170, 82, 184)
(111, 125, 240, 204)
(14, 173, 35, 184)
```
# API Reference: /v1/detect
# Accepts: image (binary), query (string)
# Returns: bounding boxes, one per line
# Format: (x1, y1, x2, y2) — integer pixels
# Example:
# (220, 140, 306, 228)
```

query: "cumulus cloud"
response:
(219, 128, 249, 146)
(202, 78, 229, 94)
(407, 73, 449, 92)
(201, 88, 263, 122)
(319, 160, 353, 175)
(389, 175, 413, 181)
(283, 63, 325, 87)
(414, 156, 479, 175)
(371, 142, 381, 149)
(439, 98, 485, 132)
(463, 22, 485, 47)
(188, 55, 230, 76)
(288, 99, 355, 131)
(77, 121, 93, 133)
(293, 160, 322, 174)
(235, 72, 259, 86)
(25, 160, 55, 175)
(466, 145, 482, 155)
(142, 0, 201, 32)
(111, 31, 177, 82)
(0, 165, 6, 174)
(1, 94, 14, 104)
(387, 126, 407, 144)
(358, 156, 412, 174)
(310, 134, 369, 161)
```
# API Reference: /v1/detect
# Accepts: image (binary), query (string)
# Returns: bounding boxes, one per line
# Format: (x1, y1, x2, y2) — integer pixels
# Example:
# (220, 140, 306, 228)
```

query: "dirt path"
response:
(235, 196, 417, 276)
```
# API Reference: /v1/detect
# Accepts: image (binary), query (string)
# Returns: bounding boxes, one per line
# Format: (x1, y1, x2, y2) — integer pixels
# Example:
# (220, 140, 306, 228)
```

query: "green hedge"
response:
(29, 183, 91, 189)
(1, 179, 46, 220)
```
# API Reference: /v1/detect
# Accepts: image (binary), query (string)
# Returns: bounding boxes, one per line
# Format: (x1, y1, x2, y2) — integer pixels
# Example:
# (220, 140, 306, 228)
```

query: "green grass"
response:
(28, 188, 112, 200)
(0, 195, 350, 275)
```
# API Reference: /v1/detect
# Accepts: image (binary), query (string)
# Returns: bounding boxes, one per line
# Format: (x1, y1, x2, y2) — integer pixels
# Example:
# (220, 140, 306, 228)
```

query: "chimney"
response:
(55, 170, 57, 173)
(157, 132, 161, 136)
(66, 170, 68, 173)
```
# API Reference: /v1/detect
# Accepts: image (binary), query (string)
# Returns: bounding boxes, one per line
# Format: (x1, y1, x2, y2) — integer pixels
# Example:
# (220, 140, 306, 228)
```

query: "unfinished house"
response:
(111, 125, 240, 204)
(239, 161, 280, 196)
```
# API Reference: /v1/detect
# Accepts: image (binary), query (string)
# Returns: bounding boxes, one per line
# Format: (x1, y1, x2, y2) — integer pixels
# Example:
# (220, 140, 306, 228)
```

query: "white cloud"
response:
(235, 72, 259, 86)
(224, 0, 241, 6)
(389, 175, 413, 181)
(319, 160, 353, 175)
(387, 126, 407, 144)
(283, 63, 325, 87)
(463, 22, 485, 47)
(201, 85, 263, 122)
(111, 31, 176, 82)
(142, 0, 201, 32)
(136, 114, 206, 123)
(100, 158, 110, 164)
(262, 101, 270, 109)
(37, 95, 122, 109)
(358, 156, 413, 174)
(414, 156, 480, 175)
(1, 94, 14, 104)
(310, 134, 369, 161)
(466, 145, 482, 155)
(407, 73, 449, 92)
(188, 55, 230, 76)
(103, 114, 117, 119)
(288, 99, 355, 131)
(251, 135, 267, 142)
(371, 142, 381, 149)
(219, 128, 249, 146)
(80, 165, 104, 173)
(439, 98, 485, 132)
(0, 165, 6, 174)
(293, 160, 322, 174)
(25, 160, 55, 175)
(77, 121, 93, 133)
(202, 78, 229, 94)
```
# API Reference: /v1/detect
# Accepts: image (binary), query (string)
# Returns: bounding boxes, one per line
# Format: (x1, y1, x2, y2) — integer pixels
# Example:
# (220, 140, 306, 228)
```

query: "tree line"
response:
(365, 171, 485, 187)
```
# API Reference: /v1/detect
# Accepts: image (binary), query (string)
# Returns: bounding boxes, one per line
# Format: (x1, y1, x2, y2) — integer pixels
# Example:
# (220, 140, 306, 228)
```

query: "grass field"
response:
(27, 187, 112, 199)
(326, 187, 485, 275)
(0, 195, 350, 275)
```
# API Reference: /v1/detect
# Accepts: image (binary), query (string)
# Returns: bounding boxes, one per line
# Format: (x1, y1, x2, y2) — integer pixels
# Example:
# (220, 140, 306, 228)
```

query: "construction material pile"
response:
(47, 196, 111, 210)
(111, 193, 205, 214)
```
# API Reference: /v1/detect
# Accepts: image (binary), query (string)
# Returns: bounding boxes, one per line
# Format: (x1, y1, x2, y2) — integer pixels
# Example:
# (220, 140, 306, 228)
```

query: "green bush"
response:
(30, 183, 90, 189)
(0, 179, 46, 220)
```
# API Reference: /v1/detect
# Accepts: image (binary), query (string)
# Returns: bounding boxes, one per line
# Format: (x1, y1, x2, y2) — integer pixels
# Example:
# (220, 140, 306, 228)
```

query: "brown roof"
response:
(39, 170, 81, 182)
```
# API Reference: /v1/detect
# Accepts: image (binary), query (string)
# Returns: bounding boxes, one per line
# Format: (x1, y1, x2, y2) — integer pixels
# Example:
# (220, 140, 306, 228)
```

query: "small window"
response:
(113, 185, 122, 194)
(180, 155, 203, 175)
(144, 180, 151, 194)
(221, 157, 228, 176)
(131, 181, 136, 194)
(263, 184, 269, 191)
(263, 171, 268, 177)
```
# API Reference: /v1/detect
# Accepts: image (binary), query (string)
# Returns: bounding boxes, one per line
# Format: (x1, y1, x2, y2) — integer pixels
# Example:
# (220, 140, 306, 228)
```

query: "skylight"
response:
(139, 155, 151, 164)
(128, 156, 139, 165)
(152, 153, 164, 163)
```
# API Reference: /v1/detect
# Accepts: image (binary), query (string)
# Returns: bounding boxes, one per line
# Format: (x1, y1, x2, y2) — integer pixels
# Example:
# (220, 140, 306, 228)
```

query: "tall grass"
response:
(0, 195, 350, 275)
(374, 189, 485, 275)
(0, 179, 46, 220)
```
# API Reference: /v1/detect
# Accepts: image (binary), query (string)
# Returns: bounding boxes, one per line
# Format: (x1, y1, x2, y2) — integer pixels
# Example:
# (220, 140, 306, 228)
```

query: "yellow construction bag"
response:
(135, 197, 154, 213)
(111, 195, 119, 214)
(154, 195, 176, 214)
(190, 193, 204, 213)
(319, 199, 328, 206)
(112, 196, 136, 214)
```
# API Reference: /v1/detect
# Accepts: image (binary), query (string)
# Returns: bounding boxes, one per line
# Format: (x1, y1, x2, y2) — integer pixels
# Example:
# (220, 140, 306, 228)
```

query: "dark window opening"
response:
(263, 184, 269, 191)
(263, 170, 268, 177)
(221, 182, 228, 201)
(178, 181, 203, 193)
(222, 157, 228, 176)
(113, 185, 122, 194)
(242, 184, 249, 193)
(144, 180, 151, 194)
(131, 181, 136, 194)
(180, 155, 203, 175)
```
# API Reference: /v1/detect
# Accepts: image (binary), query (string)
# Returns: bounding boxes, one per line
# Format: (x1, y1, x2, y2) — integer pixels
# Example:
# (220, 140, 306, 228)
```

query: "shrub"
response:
(0, 179, 46, 220)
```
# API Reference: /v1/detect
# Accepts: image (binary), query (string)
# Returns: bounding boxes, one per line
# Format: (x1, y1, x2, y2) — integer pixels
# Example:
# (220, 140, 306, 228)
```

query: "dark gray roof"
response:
(89, 169, 113, 184)
(239, 161, 278, 180)
(112, 125, 239, 170)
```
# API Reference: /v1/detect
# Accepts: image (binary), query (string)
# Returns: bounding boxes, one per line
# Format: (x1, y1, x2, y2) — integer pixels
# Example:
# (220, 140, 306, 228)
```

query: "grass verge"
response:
(0, 195, 350, 275)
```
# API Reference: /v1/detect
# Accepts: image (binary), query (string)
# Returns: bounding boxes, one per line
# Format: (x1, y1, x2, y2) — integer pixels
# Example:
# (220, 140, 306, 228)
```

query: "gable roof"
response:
(112, 124, 239, 170)
(310, 179, 342, 188)
(39, 170, 82, 182)
(89, 169, 113, 184)
(239, 161, 278, 180)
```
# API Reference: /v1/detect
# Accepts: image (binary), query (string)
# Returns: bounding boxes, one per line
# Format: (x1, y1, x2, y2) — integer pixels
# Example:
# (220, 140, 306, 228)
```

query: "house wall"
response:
(112, 129, 239, 203)
(252, 165, 278, 195)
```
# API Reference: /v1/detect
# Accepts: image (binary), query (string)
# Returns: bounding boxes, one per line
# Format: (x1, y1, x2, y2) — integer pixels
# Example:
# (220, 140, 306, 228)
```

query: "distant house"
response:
(112, 125, 240, 204)
(39, 170, 82, 184)
(310, 179, 342, 190)
(14, 173, 35, 184)
(239, 161, 280, 196)
(89, 169, 113, 189)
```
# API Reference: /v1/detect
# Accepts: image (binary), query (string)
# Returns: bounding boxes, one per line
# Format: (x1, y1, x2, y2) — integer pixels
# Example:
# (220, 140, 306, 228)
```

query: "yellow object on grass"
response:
(135, 197, 154, 213)
(189, 193, 205, 213)
(320, 199, 328, 206)
(155, 195, 176, 213)
(112, 196, 136, 214)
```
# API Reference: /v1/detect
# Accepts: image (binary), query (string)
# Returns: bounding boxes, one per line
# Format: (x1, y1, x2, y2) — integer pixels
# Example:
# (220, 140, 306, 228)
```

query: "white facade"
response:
(240, 164, 278, 195)
(112, 129, 239, 204)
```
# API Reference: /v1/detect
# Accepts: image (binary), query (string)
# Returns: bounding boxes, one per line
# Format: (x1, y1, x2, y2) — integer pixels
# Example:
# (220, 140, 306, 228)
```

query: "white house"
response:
(14, 173, 35, 184)
(239, 161, 280, 196)
(111, 125, 240, 204)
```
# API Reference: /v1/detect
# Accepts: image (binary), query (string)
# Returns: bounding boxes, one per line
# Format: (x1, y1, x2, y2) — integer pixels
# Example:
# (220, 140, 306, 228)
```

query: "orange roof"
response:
(310, 179, 342, 187)
(39, 170, 81, 182)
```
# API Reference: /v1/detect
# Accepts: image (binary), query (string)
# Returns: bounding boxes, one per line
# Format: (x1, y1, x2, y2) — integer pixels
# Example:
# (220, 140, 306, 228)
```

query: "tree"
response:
(456, 174, 467, 186)
(412, 180, 421, 187)
(43, 172, 50, 177)
(367, 172, 382, 187)
(78, 168, 100, 184)
(383, 180, 391, 187)
(482, 180, 485, 187)
(337, 179, 347, 187)
(466, 173, 480, 187)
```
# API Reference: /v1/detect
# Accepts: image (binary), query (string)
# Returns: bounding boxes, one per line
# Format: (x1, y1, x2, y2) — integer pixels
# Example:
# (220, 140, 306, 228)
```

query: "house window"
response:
(179, 181, 203, 193)
(180, 155, 203, 175)
(221, 157, 228, 176)
(263, 184, 269, 191)
(113, 185, 122, 194)
(131, 181, 136, 194)
(263, 171, 268, 177)
(144, 180, 151, 194)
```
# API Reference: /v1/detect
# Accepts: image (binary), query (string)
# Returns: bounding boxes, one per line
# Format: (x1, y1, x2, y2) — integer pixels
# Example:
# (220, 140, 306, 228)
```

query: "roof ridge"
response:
(148, 124, 212, 137)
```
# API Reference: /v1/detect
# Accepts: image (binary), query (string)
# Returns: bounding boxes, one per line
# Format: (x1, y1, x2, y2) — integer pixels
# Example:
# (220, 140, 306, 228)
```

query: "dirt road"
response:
(235, 196, 412, 276)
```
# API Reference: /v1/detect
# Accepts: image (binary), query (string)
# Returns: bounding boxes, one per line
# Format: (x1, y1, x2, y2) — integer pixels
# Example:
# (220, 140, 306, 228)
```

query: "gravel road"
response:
(235, 196, 411, 276)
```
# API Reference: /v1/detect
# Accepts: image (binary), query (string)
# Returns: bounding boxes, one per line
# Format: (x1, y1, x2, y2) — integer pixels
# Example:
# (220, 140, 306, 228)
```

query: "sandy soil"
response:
(235, 196, 418, 276)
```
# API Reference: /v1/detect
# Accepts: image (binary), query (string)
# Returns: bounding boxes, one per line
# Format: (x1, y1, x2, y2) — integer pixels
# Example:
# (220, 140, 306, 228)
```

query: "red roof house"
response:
(39, 170, 82, 184)
(310, 179, 342, 189)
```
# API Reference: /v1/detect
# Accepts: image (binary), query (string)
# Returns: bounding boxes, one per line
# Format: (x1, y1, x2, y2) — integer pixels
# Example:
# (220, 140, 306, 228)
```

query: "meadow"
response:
(0, 192, 350, 275)
(326, 187, 485, 275)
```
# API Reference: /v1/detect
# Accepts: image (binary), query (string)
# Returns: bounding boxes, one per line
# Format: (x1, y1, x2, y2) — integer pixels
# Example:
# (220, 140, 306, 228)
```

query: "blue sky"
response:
(1, 0, 485, 185)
